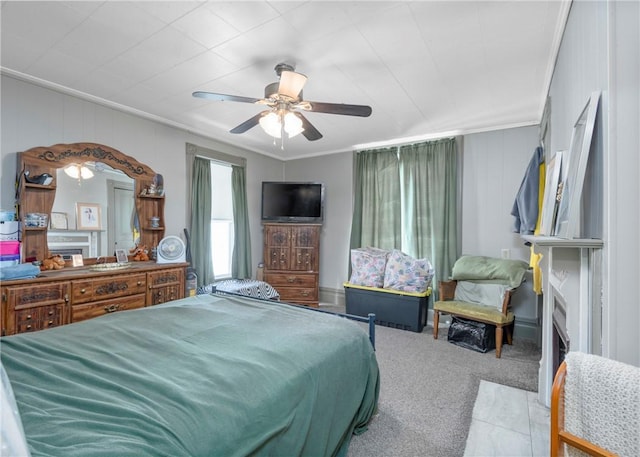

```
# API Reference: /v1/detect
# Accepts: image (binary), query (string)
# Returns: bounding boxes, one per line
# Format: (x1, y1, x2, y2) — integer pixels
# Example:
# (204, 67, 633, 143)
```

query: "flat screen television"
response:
(261, 182, 324, 223)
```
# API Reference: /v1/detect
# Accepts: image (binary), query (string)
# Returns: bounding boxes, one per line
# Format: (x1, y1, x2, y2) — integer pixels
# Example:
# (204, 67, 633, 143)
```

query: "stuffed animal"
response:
(41, 255, 65, 271)
(130, 244, 149, 262)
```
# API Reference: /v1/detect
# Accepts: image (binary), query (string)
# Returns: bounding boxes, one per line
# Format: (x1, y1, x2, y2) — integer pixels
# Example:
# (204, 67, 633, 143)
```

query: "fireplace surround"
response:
(522, 235, 603, 406)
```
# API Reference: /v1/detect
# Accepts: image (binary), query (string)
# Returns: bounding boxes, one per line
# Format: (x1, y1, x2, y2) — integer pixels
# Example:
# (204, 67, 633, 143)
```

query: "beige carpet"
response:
(340, 318, 541, 457)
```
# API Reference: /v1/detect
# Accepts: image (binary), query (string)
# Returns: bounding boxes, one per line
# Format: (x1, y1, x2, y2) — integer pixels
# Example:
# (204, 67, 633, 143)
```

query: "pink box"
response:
(0, 241, 20, 256)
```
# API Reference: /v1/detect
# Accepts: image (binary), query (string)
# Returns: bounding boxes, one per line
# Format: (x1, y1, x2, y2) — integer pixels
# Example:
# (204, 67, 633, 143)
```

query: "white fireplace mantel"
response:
(522, 235, 603, 407)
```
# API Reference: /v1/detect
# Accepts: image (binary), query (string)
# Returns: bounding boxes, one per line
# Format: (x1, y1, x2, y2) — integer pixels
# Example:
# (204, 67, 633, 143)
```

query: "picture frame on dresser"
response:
(76, 203, 101, 230)
(554, 91, 600, 239)
(115, 249, 129, 263)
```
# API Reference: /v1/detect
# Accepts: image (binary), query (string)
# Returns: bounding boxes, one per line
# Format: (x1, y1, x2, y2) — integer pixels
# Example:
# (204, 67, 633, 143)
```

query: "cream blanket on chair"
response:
(564, 352, 640, 456)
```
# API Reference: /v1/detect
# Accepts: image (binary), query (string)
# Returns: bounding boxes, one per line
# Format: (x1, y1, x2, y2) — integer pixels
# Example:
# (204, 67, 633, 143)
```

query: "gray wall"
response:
(285, 126, 539, 293)
(461, 126, 539, 260)
(284, 151, 354, 292)
(548, 0, 639, 366)
(0, 74, 285, 268)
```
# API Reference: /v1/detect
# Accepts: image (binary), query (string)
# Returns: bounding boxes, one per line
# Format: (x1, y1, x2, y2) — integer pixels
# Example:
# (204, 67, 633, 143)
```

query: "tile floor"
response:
(464, 381, 550, 457)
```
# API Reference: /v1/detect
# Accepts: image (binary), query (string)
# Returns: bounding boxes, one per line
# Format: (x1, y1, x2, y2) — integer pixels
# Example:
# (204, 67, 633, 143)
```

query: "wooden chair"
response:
(433, 280, 515, 358)
(551, 353, 640, 457)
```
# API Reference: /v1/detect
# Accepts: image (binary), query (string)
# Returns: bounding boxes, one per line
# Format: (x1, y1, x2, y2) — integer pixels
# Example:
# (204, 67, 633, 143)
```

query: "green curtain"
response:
(399, 138, 458, 291)
(190, 157, 214, 286)
(349, 147, 401, 252)
(231, 165, 252, 278)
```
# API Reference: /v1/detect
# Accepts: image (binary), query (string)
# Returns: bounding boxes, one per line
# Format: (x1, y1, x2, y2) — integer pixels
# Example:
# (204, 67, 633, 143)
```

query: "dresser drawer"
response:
(72, 274, 147, 304)
(10, 282, 68, 309)
(277, 287, 319, 303)
(71, 294, 146, 323)
(148, 285, 181, 306)
(264, 273, 317, 288)
(15, 304, 66, 333)
(148, 268, 184, 287)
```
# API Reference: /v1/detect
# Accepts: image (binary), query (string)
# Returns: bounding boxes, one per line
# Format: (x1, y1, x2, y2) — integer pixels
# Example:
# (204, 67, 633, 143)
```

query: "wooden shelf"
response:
(522, 235, 603, 248)
(24, 183, 56, 190)
(138, 194, 164, 200)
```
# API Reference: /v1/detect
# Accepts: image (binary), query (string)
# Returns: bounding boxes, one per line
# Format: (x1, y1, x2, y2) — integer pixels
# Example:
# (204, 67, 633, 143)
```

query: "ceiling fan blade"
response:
(193, 91, 261, 104)
(230, 112, 266, 134)
(278, 70, 307, 100)
(301, 101, 372, 117)
(293, 112, 323, 141)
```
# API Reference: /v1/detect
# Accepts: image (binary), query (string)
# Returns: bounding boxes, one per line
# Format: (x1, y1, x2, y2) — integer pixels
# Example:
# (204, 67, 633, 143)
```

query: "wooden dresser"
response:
(263, 223, 320, 307)
(1, 262, 187, 336)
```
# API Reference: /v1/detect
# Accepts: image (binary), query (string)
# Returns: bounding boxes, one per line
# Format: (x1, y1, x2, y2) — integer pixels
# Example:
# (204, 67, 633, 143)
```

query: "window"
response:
(210, 162, 233, 278)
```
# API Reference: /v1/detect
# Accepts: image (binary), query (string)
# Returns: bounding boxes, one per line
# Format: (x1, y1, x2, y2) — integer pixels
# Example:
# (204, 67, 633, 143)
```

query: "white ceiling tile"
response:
(143, 51, 238, 97)
(114, 25, 207, 77)
(207, 1, 281, 32)
(171, 4, 242, 49)
(131, 1, 202, 24)
(27, 48, 98, 89)
(0, 0, 569, 160)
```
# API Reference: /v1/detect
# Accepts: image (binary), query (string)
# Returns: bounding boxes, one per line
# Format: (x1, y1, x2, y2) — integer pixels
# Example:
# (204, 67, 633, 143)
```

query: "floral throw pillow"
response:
(383, 249, 434, 293)
(349, 247, 389, 288)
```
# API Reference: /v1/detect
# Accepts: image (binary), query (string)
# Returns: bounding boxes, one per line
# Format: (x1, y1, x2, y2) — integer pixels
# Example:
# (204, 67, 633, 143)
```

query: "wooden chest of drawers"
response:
(263, 223, 321, 307)
(1, 262, 187, 335)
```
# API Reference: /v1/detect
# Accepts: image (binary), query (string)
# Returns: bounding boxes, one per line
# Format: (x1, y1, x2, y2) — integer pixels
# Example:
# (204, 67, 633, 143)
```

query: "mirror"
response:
(49, 162, 137, 258)
(19, 142, 162, 264)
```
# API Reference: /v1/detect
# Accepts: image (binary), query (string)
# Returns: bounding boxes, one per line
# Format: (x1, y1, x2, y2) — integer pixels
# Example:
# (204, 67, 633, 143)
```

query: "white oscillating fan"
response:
(156, 236, 186, 263)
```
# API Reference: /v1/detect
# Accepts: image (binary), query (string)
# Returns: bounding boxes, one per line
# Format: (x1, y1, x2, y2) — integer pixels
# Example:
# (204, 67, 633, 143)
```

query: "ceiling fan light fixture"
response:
(64, 163, 94, 180)
(284, 112, 304, 138)
(259, 111, 305, 139)
(259, 112, 282, 138)
(278, 71, 307, 100)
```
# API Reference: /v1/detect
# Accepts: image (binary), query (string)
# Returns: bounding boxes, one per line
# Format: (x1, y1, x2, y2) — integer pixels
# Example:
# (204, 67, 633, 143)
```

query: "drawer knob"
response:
(301, 291, 309, 297)
(80, 288, 86, 294)
(137, 281, 142, 286)
(104, 304, 121, 313)
(26, 314, 32, 320)
(287, 277, 295, 283)
(48, 310, 54, 316)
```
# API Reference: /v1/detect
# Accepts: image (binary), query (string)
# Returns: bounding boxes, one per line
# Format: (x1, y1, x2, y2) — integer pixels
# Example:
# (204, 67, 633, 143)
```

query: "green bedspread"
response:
(1, 294, 379, 457)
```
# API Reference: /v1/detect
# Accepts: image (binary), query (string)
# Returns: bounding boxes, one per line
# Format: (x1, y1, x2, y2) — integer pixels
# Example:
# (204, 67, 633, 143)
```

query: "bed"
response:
(0, 293, 380, 457)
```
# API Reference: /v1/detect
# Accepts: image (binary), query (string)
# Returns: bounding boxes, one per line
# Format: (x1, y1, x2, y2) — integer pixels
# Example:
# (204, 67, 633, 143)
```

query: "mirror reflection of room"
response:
(48, 162, 136, 258)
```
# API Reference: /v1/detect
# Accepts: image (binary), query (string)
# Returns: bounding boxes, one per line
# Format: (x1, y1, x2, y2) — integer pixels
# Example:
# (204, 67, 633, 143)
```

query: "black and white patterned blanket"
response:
(198, 279, 280, 300)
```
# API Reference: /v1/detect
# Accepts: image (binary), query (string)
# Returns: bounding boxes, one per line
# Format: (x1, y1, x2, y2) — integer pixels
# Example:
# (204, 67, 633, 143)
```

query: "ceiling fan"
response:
(192, 63, 372, 142)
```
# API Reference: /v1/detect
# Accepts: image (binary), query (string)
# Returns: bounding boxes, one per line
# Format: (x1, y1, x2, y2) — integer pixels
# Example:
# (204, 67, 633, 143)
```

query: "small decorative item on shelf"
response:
(153, 174, 164, 196)
(25, 213, 48, 227)
(24, 171, 53, 186)
(150, 216, 160, 228)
